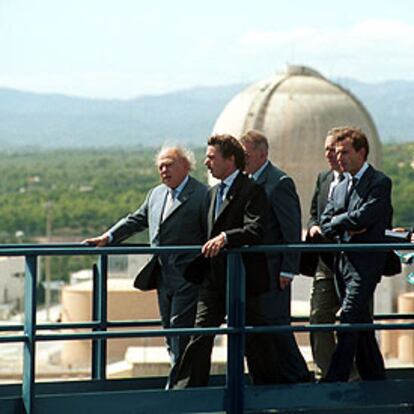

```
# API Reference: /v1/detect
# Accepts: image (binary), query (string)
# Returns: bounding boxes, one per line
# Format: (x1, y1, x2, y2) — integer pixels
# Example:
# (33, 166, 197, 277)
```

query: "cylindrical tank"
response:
(61, 279, 162, 368)
(397, 292, 414, 363)
(212, 64, 382, 218)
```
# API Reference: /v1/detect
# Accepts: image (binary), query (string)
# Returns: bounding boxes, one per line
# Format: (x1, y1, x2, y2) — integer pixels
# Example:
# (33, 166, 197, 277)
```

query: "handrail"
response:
(0, 241, 412, 255)
(0, 242, 413, 414)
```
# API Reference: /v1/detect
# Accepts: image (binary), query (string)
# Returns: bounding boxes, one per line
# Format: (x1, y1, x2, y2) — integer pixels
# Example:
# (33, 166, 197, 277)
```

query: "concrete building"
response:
(0, 257, 25, 319)
(212, 64, 382, 217)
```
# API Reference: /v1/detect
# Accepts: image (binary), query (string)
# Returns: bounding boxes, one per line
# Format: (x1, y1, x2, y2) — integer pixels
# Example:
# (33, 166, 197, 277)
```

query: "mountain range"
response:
(0, 78, 413, 148)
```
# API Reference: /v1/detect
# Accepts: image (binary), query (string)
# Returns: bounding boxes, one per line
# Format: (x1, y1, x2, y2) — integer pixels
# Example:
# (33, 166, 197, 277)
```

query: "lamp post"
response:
(44, 201, 53, 321)
(15, 230, 25, 322)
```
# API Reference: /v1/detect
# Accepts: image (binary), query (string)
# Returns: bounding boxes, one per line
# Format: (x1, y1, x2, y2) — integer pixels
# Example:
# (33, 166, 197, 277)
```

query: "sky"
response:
(1, 0, 414, 99)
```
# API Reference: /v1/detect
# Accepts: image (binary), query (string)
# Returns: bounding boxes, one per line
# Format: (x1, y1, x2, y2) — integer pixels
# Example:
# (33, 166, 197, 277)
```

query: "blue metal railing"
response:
(0, 242, 413, 414)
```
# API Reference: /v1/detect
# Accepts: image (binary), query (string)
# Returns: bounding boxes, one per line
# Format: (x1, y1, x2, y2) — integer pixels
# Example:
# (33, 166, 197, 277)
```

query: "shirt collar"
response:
(169, 175, 189, 197)
(222, 169, 240, 189)
(333, 170, 349, 181)
(353, 162, 369, 181)
(251, 160, 269, 181)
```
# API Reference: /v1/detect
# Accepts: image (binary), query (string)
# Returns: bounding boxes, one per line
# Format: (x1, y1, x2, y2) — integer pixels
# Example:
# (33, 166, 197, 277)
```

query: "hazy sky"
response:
(1, 0, 414, 99)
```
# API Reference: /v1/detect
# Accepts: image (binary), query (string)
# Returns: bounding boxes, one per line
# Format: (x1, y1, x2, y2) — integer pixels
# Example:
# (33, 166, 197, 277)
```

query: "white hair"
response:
(155, 143, 196, 171)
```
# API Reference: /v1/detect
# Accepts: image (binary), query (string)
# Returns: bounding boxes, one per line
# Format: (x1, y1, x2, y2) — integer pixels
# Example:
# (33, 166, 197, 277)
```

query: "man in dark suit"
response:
(84, 145, 208, 388)
(240, 130, 310, 384)
(303, 128, 345, 379)
(173, 134, 271, 388)
(320, 127, 392, 382)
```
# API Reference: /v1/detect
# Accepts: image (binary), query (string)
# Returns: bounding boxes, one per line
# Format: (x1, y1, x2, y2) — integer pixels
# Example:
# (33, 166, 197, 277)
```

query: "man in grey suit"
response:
(320, 127, 392, 381)
(239, 130, 310, 384)
(84, 145, 208, 388)
(303, 128, 345, 379)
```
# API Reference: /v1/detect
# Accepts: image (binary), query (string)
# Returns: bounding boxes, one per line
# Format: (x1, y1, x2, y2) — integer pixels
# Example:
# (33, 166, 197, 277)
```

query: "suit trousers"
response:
(248, 288, 311, 384)
(325, 253, 386, 382)
(173, 284, 280, 388)
(309, 261, 340, 378)
(156, 281, 199, 389)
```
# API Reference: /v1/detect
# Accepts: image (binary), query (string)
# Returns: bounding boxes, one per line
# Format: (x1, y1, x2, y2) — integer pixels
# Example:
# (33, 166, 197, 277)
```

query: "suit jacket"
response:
(320, 165, 392, 283)
(300, 170, 335, 276)
(206, 171, 269, 296)
(108, 176, 208, 290)
(256, 162, 301, 289)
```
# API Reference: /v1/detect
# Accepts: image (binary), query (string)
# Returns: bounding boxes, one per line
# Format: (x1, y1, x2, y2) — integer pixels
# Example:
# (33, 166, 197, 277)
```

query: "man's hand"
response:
(202, 233, 226, 258)
(411, 233, 414, 244)
(309, 225, 322, 238)
(279, 276, 292, 290)
(82, 234, 109, 247)
(393, 227, 406, 232)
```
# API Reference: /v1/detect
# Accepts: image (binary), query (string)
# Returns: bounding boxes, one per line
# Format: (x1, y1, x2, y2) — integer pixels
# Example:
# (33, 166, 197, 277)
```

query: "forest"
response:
(0, 143, 412, 279)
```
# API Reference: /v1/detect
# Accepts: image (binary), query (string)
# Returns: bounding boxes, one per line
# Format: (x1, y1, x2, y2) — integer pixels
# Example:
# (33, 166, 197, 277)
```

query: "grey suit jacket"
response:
(301, 170, 335, 277)
(108, 176, 209, 290)
(308, 170, 334, 230)
(256, 162, 302, 289)
(320, 165, 392, 282)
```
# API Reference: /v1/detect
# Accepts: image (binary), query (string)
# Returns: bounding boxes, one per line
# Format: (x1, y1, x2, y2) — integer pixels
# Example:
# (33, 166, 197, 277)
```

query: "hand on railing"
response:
(82, 234, 110, 247)
(202, 232, 226, 257)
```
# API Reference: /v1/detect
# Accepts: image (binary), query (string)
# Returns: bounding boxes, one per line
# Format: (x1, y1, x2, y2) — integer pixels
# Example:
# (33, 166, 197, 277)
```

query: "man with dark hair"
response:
(84, 145, 208, 389)
(240, 130, 310, 384)
(320, 127, 392, 382)
(174, 134, 270, 387)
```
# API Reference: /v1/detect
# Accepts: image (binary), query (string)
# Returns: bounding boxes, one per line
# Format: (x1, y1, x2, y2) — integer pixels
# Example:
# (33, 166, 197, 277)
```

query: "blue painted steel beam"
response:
(35, 326, 236, 341)
(29, 320, 414, 342)
(22, 256, 37, 414)
(0, 242, 412, 257)
(92, 257, 108, 380)
(226, 252, 245, 414)
(1, 313, 413, 333)
(244, 379, 414, 412)
(0, 335, 26, 343)
(34, 387, 226, 414)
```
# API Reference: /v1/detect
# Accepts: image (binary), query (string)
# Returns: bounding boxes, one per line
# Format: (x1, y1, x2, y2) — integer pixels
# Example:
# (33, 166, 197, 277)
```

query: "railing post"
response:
(22, 255, 37, 414)
(92, 255, 108, 380)
(226, 252, 245, 414)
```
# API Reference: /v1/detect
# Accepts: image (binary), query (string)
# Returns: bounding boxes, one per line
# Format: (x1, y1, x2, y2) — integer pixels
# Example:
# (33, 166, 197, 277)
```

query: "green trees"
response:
(382, 142, 414, 228)
(0, 143, 412, 242)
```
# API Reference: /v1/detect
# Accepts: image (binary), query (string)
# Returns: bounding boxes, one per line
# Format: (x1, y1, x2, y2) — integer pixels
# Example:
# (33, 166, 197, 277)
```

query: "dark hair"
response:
(208, 134, 245, 170)
(335, 127, 370, 160)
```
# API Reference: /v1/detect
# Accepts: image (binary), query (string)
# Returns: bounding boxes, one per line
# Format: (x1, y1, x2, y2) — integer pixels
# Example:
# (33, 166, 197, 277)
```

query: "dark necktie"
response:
(345, 176, 358, 208)
(215, 182, 226, 218)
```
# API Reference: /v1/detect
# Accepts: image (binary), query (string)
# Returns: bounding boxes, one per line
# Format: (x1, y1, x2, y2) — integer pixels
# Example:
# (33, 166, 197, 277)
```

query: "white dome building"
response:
(212, 65, 381, 219)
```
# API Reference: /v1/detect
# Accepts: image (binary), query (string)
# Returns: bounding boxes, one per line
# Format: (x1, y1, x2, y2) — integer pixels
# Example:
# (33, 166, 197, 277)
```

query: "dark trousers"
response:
(248, 288, 311, 384)
(173, 284, 282, 388)
(324, 254, 386, 382)
(156, 282, 199, 389)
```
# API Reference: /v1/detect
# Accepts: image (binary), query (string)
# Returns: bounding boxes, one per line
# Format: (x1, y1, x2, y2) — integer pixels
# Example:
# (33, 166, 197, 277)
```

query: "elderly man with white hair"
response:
(84, 145, 208, 388)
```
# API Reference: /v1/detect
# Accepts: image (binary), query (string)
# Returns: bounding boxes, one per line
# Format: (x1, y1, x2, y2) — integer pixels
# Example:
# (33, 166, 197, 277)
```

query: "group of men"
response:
(85, 126, 397, 387)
